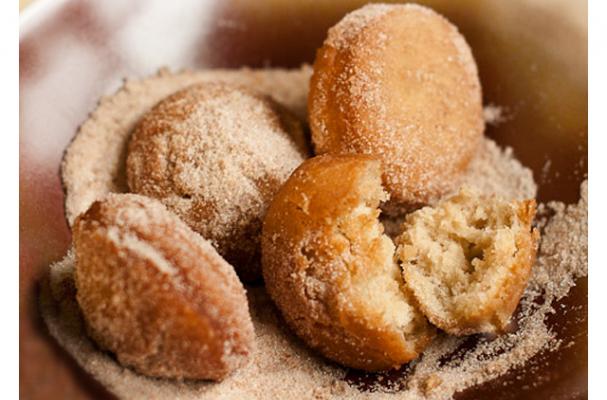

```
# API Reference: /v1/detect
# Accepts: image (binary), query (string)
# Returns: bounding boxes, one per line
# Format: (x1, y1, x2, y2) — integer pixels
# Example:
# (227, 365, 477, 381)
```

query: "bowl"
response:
(19, 0, 587, 398)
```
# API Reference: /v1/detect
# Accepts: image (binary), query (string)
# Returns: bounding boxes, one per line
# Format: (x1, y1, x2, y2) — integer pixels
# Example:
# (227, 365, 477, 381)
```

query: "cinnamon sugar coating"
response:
(126, 82, 308, 281)
(73, 193, 255, 380)
(262, 154, 434, 371)
(309, 3, 483, 209)
(61, 66, 313, 229)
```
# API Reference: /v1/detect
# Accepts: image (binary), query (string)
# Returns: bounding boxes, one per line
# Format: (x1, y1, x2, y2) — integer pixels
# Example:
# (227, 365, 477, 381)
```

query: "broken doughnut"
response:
(261, 154, 434, 371)
(396, 189, 539, 335)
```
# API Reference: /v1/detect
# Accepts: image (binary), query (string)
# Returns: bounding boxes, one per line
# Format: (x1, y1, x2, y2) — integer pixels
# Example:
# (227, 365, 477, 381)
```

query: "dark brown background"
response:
(20, 0, 587, 399)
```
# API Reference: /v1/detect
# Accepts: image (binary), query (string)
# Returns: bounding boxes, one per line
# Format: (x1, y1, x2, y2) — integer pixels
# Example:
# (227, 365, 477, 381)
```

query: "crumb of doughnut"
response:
(73, 193, 255, 380)
(262, 154, 433, 371)
(309, 3, 484, 207)
(396, 189, 539, 335)
(126, 82, 308, 281)
(483, 104, 508, 126)
(420, 373, 442, 395)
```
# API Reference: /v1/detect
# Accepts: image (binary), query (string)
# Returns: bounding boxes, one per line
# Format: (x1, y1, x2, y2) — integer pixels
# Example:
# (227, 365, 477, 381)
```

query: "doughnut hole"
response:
(73, 194, 255, 380)
(126, 82, 308, 282)
(308, 3, 484, 210)
(262, 154, 433, 371)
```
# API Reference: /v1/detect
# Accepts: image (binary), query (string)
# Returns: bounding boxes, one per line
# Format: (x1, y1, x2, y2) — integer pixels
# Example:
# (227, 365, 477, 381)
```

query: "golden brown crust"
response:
(488, 200, 539, 332)
(73, 193, 255, 380)
(308, 3, 483, 209)
(126, 82, 308, 281)
(397, 190, 539, 335)
(261, 154, 433, 371)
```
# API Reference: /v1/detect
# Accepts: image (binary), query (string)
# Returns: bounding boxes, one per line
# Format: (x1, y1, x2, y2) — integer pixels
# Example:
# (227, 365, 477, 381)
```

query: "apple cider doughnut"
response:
(73, 193, 255, 380)
(126, 82, 308, 281)
(309, 3, 484, 209)
(261, 154, 433, 371)
(396, 189, 539, 335)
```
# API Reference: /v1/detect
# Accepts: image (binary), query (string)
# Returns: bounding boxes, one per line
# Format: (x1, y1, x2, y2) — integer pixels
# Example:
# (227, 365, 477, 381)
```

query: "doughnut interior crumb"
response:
(397, 188, 538, 335)
(262, 155, 432, 371)
(334, 168, 424, 337)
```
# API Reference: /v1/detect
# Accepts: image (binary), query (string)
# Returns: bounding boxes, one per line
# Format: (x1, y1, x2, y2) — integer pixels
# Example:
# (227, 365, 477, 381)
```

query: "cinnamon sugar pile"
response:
(43, 66, 588, 399)
(530, 181, 588, 299)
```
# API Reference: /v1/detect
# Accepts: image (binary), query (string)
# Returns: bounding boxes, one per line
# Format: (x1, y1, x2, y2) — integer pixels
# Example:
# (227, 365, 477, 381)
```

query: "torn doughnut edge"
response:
(396, 188, 539, 335)
(328, 159, 432, 361)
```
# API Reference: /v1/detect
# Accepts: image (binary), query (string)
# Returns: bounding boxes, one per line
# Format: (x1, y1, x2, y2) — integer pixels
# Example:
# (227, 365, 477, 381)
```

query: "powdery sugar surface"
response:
(460, 139, 537, 200)
(157, 88, 303, 242)
(325, 3, 394, 50)
(126, 83, 307, 278)
(313, 3, 483, 206)
(62, 66, 312, 226)
(531, 181, 588, 300)
(45, 66, 587, 399)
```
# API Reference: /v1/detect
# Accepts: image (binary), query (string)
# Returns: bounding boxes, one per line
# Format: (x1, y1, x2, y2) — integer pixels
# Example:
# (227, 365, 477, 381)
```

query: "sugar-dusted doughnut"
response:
(309, 4, 483, 210)
(73, 193, 255, 380)
(262, 154, 433, 371)
(126, 82, 309, 281)
(61, 66, 313, 229)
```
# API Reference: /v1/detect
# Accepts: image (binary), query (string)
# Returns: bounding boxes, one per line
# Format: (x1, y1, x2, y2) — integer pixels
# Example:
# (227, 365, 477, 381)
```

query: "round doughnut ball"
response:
(309, 3, 484, 209)
(262, 154, 433, 371)
(73, 193, 255, 380)
(127, 82, 309, 281)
